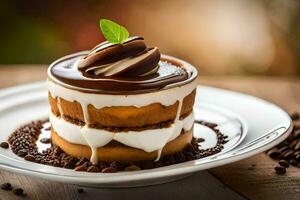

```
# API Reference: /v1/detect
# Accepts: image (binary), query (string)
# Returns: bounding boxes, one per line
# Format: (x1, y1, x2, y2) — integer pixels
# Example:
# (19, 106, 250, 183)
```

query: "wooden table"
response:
(0, 65, 299, 200)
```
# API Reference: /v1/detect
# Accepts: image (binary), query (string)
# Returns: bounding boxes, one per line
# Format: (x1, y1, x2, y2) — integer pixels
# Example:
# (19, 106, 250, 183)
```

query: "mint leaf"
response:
(99, 19, 129, 44)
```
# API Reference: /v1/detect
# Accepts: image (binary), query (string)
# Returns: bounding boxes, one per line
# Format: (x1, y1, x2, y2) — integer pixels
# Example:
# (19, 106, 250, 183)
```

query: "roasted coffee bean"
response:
(87, 166, 100, 172)
(289, 140, 298, 149)
(44, 127, 51, 131)
(77, 188, 84, 193)
(290, 112, 300, 120)
(203, 122, 218, 128)
(40, 138, 51, 144)
(267, 149, 281, 159)
(1, 182, 12, 190)
(282, 150, 294, 159)
(12, 188, 24, 196)
(195, 138, 205, 143)
(110, 161, 124, 171)
(125, 165, 141, 171)
(294, 141, 300, 151)
(24, 154, 35, 162)
(153, 161, 164, 168)
(278, 160, 289, 168)
(74, 165, 88, 172)
(75, 159, 85, 167)
(278, 146, 289, 153)
(98, 162, 108, 169)
(0, 142, 9, 149)
(294, 130, 300, 139)
(17, 149, 27, 157)
(289, 159, 298, 166)
(140, 161, 154, 169)
(274, 166, 286, 175)
(101, 167, 117, 173)
(296, 154, 300, 161)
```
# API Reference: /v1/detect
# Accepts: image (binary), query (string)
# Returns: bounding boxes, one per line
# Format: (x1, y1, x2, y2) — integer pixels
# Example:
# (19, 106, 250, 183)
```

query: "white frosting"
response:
(48, 80, 196, 163)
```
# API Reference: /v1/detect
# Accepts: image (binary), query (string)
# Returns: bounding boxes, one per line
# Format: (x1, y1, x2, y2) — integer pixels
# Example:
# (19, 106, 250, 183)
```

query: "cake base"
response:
(51, 129, 193, 163)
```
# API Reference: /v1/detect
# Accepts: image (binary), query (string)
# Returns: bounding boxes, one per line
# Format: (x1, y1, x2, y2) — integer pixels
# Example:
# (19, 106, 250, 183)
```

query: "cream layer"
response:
(50, 112, 194, 153)
(48, 80, 196, 110)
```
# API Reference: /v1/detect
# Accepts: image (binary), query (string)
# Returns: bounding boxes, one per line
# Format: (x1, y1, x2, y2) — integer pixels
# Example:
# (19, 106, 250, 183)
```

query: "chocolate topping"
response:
(48, 37, 198, 94)
(77, 36, 160, 77)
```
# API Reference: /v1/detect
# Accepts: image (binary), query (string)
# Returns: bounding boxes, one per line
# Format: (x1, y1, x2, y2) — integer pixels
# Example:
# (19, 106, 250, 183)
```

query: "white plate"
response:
(0, 82, 292, 187)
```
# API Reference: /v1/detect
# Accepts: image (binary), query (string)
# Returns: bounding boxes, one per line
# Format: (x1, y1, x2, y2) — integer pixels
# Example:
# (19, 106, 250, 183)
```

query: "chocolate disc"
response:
(77, 37, 146, 72)
(77, 36, 163, 78)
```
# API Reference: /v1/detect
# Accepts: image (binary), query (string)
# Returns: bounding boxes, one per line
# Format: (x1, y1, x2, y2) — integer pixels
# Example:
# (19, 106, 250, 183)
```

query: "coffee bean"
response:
(278, 160, 289, 168)
(296, 154, 300, 161)
(278, 146, 289, 153)
(274, 166, 286, 175)
(74, 165, 87, 172)
(1, 182, 12, 190)
(110, 161, 124, 171)
(77, 188, 84, 193)
(40, 138, 51, 144)
(267, 148, 281, 159)
(97, 162, 108, 169)
(294, 130, 300, 139)
(101, 167, 117, 173)
(24, 154, 35, 162)
(140, 161, 155, 169)
(294, 141, 300, 151)
(289, 159, 298, 166)
(289, 140, 298, 149)
(17, 149, 27, 157)
(12, 188, 24, 196)
(75, 159, 85, 167)
(125, 165, 141, 171)
(87, 166, 100, 172)
(204, 122, 218, 128)
(0, 142, 9, 149)
(290, 112, 300, 120)
(282, 150, 294, 159)
(195, 138, 205, 143)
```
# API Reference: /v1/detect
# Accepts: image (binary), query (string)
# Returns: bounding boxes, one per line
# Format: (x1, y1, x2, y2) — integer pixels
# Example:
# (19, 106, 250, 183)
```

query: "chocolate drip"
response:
(77, 36, 160, 77)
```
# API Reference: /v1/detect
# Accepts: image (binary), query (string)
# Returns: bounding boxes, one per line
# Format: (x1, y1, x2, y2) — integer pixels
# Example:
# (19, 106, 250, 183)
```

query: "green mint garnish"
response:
(99, 19, 129, 44)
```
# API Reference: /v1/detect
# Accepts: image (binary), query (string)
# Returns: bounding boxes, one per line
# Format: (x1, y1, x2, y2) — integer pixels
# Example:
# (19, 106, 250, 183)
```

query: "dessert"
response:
(47, 20, 198, 164)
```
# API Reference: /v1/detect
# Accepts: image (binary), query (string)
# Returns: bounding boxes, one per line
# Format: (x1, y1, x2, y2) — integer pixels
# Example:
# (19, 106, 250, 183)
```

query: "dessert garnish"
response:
(78, 19, 160, 77)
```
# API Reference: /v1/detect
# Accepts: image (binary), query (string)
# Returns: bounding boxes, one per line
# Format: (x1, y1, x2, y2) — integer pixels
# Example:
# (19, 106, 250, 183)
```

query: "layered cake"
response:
(48, 36, 198, 164)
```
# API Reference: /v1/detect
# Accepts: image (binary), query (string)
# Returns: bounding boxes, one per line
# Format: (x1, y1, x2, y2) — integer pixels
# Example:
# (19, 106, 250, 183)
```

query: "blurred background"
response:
(0, 0, 300, 76)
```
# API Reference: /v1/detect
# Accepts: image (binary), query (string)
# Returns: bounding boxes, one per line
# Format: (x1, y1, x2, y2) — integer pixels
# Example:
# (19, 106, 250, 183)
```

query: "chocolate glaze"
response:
(49, 52, 197, 94)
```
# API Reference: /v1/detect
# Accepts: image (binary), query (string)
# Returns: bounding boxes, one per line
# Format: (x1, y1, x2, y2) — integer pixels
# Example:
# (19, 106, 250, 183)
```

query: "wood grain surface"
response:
(0, 65, 299, 200)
